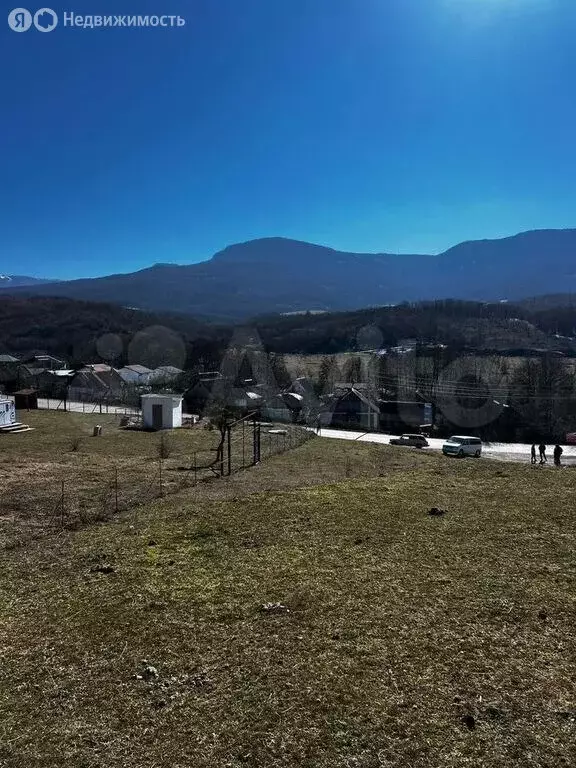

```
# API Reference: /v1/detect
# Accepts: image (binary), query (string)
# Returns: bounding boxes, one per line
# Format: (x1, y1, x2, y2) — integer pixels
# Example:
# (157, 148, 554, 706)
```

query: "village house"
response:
(21, 353, 67, 370)
(116, 364, 152, 386)
(323, 386, 381, 431)
(67, 364, 125, 402)
(260, 393, 293, 422)
(148, 365, 185, 385)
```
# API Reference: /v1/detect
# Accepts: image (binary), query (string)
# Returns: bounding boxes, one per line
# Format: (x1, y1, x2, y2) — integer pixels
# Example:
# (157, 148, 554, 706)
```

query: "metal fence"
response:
(188, 413, 314, 478)
(1, 414, 315, 547)
(37, 397, 140, 415)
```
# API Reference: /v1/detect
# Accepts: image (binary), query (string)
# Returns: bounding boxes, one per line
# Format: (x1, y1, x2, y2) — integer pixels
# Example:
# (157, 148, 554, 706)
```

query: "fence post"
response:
(227, 426, 232, 476)
(60, 479, 65, 529)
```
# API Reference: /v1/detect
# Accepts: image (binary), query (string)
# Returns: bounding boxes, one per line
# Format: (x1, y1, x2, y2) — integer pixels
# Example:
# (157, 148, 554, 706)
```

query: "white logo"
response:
(8, 7, 32, 31)
(34, 7, 57, 31)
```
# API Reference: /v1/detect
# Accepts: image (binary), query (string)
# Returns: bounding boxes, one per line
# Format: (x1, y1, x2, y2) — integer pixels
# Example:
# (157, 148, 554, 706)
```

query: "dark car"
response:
(389, 434, 429, 449)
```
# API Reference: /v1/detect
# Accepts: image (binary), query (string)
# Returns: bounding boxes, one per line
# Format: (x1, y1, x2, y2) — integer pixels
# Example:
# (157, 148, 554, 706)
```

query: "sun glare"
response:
(442, 0, 549, 25)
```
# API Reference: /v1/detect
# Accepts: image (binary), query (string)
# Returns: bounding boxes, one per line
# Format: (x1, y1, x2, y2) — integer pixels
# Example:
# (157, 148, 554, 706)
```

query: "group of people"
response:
(531, 443, 563, 466)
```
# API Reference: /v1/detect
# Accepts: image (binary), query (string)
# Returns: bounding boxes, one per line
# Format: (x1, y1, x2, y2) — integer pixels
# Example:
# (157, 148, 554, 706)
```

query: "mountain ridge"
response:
(0, 275, 55, 287)
(2, 228, 576, 319)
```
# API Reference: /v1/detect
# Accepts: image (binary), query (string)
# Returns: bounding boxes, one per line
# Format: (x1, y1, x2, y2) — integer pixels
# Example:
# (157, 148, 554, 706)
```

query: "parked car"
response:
(442, 435, 482, 458)
(389, 434, 429, 449)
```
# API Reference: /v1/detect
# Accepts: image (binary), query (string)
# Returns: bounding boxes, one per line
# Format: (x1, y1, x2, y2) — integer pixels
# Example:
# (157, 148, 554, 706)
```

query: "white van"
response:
(442, 435, 482, 458)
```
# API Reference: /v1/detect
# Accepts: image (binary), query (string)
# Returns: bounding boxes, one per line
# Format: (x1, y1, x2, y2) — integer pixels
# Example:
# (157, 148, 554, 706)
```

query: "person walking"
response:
(539, 442, 547, 464)
(553, 444, 563, 467)
(531, 444, 537, 464)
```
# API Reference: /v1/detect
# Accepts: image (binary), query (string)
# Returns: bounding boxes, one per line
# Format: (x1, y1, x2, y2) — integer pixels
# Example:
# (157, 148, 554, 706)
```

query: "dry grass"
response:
(0, 430, 574, 767)
(0, 412, 224, 544)
(0, 412, 314, 544)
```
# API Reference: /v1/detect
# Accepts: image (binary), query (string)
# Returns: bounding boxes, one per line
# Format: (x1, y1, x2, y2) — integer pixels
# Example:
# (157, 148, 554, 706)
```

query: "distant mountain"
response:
(0, 275, 54, 288)
(4, 229, 576, 319)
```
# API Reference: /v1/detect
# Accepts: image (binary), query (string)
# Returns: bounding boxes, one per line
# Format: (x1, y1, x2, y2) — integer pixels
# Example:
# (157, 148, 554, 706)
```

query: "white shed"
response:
(141, 394, 183, 430)
(0, 397, 16, 428)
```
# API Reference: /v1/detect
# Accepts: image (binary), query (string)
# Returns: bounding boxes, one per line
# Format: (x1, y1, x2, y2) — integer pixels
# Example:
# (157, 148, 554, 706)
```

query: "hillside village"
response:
(1, 342, 575, 443)
(0, 350, 432, 434)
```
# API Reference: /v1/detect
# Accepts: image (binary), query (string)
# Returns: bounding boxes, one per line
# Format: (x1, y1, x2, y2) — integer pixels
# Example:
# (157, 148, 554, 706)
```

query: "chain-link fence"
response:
(37, 397, 140, 415)
(224, 414, 314, 474)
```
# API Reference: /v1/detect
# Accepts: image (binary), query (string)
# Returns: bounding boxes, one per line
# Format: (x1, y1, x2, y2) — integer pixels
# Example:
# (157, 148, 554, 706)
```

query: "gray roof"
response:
(152, 366, 184, 376)
(0, 354, 19, 363)
(123, 364, 152, 374)
(337, 387, 380, 412)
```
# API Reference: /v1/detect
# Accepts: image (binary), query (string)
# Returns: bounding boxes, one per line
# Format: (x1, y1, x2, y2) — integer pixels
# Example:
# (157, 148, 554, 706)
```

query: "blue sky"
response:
(2, 0, 576, 279)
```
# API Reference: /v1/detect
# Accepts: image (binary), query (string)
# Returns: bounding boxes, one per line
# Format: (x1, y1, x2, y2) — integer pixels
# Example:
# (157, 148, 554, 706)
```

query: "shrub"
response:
(157, 433, 173, 459)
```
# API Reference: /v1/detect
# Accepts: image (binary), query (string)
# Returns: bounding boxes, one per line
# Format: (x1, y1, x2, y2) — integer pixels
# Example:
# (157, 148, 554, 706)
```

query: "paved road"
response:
(316, 427, 576, 465)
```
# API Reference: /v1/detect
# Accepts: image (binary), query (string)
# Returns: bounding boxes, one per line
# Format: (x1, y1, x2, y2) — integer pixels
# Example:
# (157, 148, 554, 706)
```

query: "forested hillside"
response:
(1, 296, 575, 367)
(253, 300, 576, 356)
(0, 297, 224, 368)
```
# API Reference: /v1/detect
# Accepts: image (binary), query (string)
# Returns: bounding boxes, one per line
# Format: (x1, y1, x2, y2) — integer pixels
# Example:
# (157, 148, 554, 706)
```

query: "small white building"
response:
(0, 397, 16, 428)
(141, 394, 183, 430)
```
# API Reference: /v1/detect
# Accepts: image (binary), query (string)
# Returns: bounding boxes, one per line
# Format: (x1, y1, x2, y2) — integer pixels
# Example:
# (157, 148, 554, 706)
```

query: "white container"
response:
(141, 394, 183, 430)
(0, 398, 16, 427)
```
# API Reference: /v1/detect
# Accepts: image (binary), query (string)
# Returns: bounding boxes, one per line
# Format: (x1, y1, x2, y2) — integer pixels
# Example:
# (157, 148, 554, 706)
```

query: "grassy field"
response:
(0, 412, 313, 545)
(0, 416, 575, 767)
(0, 411, 222, 545)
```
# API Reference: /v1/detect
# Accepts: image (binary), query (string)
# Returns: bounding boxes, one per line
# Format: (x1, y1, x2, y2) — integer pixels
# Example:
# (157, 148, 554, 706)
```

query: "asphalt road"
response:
(316, 428, 576, 465)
